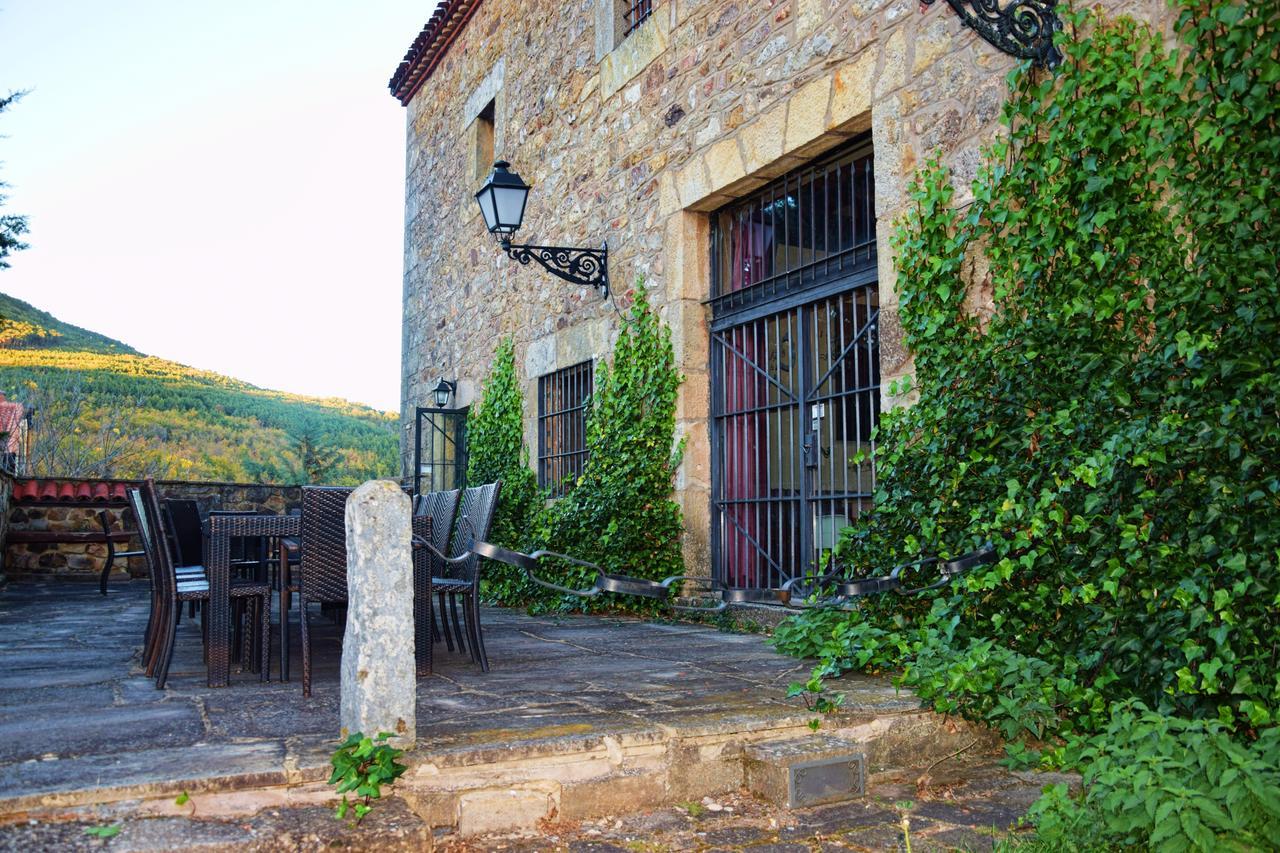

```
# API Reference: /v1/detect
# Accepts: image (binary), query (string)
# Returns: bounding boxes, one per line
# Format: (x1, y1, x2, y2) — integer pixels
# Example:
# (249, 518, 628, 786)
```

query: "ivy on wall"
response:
(466, 287, 685, 613)
(465, 336, 542, 599)
(773, 1, 1279, 847)
(533, 286, 686, 612)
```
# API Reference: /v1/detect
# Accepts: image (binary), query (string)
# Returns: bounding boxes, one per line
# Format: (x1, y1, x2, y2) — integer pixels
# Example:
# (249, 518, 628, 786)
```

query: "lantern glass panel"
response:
(493, 184, 528, 233)
(476, 187, 498, 232)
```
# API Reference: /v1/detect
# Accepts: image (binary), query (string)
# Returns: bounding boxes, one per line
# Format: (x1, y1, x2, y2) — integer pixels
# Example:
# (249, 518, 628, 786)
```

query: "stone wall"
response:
(4, 480, 301, 582)
(398, 0, 1177, 577)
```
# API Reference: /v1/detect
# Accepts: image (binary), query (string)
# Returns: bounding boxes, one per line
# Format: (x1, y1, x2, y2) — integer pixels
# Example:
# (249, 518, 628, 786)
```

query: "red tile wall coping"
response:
(12, 479, 135, 505)
(4, 480, 303, 581)
(11, 478, 302, 506)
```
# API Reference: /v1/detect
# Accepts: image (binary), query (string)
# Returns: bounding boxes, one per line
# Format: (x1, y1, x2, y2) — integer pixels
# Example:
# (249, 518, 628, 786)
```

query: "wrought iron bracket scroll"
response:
(501, 240, 609, 298)
(922, 0, 1064, 69)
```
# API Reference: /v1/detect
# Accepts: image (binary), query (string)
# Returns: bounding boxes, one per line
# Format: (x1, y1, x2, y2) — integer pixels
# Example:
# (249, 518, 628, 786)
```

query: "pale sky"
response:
(0, 1, 439, 412)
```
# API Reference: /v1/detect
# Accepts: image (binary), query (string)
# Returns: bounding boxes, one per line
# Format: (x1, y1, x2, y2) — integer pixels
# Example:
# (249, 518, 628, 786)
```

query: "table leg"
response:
(207, 526, 231, 688)
(99, 548, 116, 596)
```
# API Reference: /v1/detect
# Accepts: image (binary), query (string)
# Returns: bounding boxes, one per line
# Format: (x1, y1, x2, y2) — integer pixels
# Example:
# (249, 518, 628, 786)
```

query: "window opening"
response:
(620, 0, 653, 39)
(538, 360, 593, 497)
(474, 99, 496, 181)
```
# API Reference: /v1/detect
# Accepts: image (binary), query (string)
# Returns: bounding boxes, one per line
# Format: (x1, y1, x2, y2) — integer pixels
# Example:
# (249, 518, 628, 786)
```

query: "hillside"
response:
(0, 292, 398, 485)
(0, 292, 138, 354)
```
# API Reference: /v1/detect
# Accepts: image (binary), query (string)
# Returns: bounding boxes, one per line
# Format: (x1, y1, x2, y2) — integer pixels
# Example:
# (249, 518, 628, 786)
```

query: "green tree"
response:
(292, 428, 340, 484)
(0, 91, 29, 269)
(535, 286, 685, 611)
(465, 336, 543, 600)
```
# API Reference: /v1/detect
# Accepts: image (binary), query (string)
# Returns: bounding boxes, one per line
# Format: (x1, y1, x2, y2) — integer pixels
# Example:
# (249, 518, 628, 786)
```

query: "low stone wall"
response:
(4, 480, 302, 582)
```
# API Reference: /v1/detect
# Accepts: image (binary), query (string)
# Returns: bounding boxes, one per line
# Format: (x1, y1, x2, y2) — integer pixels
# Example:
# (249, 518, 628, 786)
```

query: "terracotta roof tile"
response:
(388, 0, 484, 106)
(12, 479, 133, 505)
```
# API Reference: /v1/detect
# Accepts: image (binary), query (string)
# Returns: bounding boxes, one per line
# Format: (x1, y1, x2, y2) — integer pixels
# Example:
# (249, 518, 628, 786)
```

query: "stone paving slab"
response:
(0, 741, 292, 803)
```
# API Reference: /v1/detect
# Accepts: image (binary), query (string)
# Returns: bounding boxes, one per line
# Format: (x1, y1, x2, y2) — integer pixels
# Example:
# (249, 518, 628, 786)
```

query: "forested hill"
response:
(0, 292, 398, 485)
(0, 292, 137, 354)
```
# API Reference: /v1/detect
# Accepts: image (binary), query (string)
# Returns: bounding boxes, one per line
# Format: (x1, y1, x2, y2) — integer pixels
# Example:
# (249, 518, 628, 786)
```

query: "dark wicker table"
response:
(203, 513, 301, 687)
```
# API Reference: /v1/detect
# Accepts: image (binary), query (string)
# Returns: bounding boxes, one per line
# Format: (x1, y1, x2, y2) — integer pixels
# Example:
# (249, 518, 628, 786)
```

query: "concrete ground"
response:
(0, 582, 1059, 849)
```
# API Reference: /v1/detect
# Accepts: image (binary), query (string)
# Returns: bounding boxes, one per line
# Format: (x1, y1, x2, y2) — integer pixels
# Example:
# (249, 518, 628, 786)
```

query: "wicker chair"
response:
(131, 487, 203, 676)
(275, 508, 302, 682)
(297, 486, 354, 697)
(125, 485, 169, 677)
(433, 482, 501, 672)
(130, 484, 271, 689)
(411, 489, 460, 675)
(163, 499, 203, 567)
(162, 499, 214, 621)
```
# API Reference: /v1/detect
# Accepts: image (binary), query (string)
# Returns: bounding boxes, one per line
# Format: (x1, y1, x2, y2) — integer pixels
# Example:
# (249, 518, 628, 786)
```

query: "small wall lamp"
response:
(474, 161, 609, 299)
(431, 378, 457, 408)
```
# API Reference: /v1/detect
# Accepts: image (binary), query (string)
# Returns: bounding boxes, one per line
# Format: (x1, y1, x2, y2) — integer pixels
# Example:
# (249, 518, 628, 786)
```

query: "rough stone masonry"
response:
(340, 480, 416, 745)
(395, 0, 1179, 580)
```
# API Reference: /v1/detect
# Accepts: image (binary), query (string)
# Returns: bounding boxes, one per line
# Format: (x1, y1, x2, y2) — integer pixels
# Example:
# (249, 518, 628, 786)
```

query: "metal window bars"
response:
(710, 140, 877, 315)
(707, 137, 880, 593)
(537, 360, 593, 497)
(622, 0, 653, 38)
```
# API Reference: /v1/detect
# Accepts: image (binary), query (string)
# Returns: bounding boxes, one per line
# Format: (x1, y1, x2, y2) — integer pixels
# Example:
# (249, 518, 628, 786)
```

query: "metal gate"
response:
(412, 406, 468, 497)
(709, 138, 879, 590)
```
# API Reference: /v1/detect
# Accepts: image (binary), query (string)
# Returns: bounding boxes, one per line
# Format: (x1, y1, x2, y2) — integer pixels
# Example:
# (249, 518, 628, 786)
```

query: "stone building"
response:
(390, 0, 1173, 589)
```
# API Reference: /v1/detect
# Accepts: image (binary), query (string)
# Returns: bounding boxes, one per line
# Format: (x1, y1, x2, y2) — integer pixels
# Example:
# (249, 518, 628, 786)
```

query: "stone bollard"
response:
(340, 480, 416, 746)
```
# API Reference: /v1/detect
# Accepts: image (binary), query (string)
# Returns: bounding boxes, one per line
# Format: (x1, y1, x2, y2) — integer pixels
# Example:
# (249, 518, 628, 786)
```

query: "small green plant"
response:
(463, 285, 685, 615)
(466, 335, 543, 601)
(787, 672, 845, 730)
(83, 824, 122, 839)
(678, 800, 707, 818)
(173, 791, 189, 806)
(328, 731, 408, 826)
(533, 285, 686, 615)
(894, 801, 916, 853)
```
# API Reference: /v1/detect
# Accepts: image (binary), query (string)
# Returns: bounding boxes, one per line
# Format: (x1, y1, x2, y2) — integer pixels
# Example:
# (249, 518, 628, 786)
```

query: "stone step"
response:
(0, 706, 990, 838)
(745, 735, 866, 809)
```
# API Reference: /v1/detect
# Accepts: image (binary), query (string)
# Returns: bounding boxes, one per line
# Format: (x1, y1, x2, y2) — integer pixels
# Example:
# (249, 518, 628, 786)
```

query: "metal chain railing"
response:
(414, 536, 997, 613)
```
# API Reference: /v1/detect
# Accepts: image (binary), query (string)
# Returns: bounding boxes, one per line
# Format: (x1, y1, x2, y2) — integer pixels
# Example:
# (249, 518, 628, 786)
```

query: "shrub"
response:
(465, 336, 544, 601)
(532, 285, 685, 612)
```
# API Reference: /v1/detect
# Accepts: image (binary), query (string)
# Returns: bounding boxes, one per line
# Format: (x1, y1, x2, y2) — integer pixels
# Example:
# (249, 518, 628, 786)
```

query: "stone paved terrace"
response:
(0, 582, 1050, 848)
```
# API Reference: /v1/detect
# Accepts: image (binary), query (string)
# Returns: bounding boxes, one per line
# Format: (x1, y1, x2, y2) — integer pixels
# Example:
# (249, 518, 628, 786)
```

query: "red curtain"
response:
(722, 212, 772, 587)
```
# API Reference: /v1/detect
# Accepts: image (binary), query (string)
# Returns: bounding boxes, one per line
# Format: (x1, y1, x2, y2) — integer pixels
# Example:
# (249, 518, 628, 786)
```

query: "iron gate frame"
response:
(412, 406, 469, 497)
(707, 136, 880, 592)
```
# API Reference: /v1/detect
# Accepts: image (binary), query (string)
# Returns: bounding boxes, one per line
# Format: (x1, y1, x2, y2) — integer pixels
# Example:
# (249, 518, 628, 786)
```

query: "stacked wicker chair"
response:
(431, 482, 501, 673)
(296, 486, 354, 697)
(129, 482, 271, 689)
(412, 489, 460, 675)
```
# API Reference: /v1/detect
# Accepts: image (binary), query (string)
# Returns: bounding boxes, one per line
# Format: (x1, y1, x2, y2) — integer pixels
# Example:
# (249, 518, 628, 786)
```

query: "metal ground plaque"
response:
(790, 753, 866, 808)
(745, 735, 867, 809)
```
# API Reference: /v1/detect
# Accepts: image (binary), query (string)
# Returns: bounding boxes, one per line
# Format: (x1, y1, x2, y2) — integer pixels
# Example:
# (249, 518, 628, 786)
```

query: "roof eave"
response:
(388, 0, 486, 107)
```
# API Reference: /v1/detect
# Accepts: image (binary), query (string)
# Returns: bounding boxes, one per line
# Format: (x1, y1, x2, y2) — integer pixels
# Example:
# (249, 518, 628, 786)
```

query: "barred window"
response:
(621, 0, 653, 38)
(538, 361, 593, 497)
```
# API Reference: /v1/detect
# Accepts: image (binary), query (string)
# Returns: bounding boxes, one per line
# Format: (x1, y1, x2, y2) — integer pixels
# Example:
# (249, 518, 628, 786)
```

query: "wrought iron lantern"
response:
(475, 161, 609, 298)
(431, 378, 457, 408)
(473, 161, 529, 237)
(922, 0, 1064, 69)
